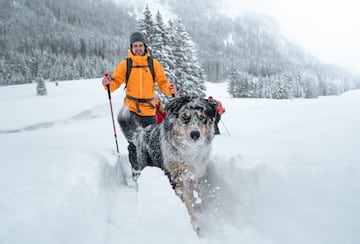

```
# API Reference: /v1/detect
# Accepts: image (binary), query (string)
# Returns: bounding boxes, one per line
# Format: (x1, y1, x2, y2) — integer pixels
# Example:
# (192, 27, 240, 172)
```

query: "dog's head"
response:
(162, 96, 217, 148)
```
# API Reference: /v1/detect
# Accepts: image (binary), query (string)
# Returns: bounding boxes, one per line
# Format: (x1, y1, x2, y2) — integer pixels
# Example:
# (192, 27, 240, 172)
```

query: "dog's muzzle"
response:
(190, 130, 200, 140)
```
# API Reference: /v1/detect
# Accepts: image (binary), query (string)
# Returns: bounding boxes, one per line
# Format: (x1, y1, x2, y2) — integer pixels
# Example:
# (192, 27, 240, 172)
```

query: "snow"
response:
(1, 79, 360, 244)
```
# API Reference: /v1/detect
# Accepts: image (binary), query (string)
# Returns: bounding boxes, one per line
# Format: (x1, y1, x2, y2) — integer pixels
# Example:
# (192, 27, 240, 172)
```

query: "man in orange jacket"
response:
(102, 31, 177, 180)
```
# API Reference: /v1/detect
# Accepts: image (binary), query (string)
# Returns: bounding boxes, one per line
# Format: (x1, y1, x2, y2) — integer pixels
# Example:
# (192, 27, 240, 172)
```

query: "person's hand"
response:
(169, 83, 177, 96)
(102, 72, 111, 86)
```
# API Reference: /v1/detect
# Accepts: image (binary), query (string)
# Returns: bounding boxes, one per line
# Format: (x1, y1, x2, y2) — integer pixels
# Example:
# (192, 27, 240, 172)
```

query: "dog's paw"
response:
(192, 221, 201, 236)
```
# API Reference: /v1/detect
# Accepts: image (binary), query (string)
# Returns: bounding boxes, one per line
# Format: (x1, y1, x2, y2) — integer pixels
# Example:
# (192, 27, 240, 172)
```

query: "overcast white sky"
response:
(221, 0, 360, 75)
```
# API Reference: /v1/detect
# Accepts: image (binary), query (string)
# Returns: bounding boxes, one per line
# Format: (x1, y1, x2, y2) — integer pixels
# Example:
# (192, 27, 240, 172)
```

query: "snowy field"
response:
(1, 79, 360, 244)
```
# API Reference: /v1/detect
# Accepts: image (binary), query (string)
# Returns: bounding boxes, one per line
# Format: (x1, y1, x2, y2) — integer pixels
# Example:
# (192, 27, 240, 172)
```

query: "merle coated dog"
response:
(118, 96, 217, 229)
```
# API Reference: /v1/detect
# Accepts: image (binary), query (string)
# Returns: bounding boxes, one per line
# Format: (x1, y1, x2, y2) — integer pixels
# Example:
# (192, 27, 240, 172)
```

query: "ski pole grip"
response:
(106, 84, 111, 100)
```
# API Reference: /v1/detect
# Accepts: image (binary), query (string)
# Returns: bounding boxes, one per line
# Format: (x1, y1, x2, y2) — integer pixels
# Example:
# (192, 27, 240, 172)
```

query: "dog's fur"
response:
(118, 96, 217, 228)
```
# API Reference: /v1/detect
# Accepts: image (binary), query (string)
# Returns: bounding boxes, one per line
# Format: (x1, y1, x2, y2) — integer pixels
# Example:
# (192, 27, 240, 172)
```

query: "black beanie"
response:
(130, 32, 147, 45)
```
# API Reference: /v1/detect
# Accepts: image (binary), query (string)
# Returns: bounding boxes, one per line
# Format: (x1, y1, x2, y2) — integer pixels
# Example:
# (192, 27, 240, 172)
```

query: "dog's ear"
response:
(165, 96, 191, 116)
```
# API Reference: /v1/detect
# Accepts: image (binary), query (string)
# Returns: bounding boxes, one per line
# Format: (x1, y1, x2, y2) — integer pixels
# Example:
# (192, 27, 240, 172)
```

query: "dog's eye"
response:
(198, 114, 207, 123)
(181, 114, 191, 124)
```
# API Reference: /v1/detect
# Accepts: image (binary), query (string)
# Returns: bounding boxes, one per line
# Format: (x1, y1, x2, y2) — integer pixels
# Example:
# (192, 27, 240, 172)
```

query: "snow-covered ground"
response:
(1, 79, 359, 244)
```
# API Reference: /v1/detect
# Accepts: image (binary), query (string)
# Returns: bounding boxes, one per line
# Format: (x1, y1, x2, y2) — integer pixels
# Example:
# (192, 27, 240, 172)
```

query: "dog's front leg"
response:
(167, 163, 200, 233)
(176, 178, 200, 234)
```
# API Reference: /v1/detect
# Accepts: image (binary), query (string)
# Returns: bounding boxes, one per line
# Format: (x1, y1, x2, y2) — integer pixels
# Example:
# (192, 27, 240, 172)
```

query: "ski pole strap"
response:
(126, 95, 155, 113)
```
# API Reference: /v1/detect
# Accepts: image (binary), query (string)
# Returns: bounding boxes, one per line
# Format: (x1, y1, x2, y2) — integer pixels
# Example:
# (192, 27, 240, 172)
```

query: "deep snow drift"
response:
(1, 79, 359, 244)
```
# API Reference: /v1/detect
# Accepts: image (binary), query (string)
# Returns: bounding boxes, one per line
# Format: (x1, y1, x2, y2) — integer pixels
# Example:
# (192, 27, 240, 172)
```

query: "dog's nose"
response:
(190, 130, 200, 140)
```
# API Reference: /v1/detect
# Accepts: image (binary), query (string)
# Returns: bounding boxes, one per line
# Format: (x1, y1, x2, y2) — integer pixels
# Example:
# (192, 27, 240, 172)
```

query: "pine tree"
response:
(136, 5, 156, 50)
(153, 11, 176, 83)
(238, 71, 251, 98)
(271, 74, 288, 99)
(227, 68, 238, 97)
(260, 75, 272, 98)
(36, 77, 47, 96)
(168, 19, 206, 97)
(136, 9, 206, 98)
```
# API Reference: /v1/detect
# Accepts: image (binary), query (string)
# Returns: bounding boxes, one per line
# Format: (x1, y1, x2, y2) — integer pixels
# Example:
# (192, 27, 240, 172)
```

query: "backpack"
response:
(123, 56, 156, 113)
(217, 101, 225, 115)
(124, 56, 155, 89)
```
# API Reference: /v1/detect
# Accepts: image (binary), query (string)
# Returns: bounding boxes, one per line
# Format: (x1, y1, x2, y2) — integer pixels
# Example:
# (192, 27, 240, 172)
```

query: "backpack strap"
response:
(126, 57, 132, 83)
(124, 57, 155, 89)
(147, 57, 155, 81)
(126, 94, 155, 113)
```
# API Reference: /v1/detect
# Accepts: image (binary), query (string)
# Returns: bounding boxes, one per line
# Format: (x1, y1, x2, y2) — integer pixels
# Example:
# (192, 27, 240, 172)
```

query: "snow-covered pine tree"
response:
(152, 11, 176, 83)
(36, 77, 47, 96)
(136, 5, 156, 50)
(227, 68, 238, 97)
(260, 75, 272, 98)
(136, 8, 206, 98)
(168, 19, 206, 97)
(271, 74, 288, 99)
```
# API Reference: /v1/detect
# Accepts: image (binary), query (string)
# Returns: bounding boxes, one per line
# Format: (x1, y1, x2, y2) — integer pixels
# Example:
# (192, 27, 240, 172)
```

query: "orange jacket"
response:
(107, 50, 172, 116)
(217, 101, 225, 115)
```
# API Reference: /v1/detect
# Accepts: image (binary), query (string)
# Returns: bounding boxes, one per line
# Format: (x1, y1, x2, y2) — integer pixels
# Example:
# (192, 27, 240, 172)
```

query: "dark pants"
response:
(214, 113, 221, 135)
(126, 112, 156, 171)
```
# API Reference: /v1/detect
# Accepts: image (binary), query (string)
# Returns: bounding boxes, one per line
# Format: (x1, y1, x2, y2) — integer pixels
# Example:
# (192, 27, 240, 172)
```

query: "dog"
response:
(118, 96, 217, 230)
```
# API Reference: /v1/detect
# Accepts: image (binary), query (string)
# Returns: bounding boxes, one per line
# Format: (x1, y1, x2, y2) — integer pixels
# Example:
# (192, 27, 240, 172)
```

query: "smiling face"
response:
(131, 41, 145, 56)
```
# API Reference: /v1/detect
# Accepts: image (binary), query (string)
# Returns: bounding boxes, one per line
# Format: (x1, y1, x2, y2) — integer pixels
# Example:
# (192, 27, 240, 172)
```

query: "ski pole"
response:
(220, 119, 231, 136)
(106, 83, 120, 154)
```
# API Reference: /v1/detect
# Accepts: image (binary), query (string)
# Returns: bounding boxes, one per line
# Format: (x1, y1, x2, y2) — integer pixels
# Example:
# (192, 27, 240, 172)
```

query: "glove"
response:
(102, 72, 111, 86)
(169, 83, 177, 96)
